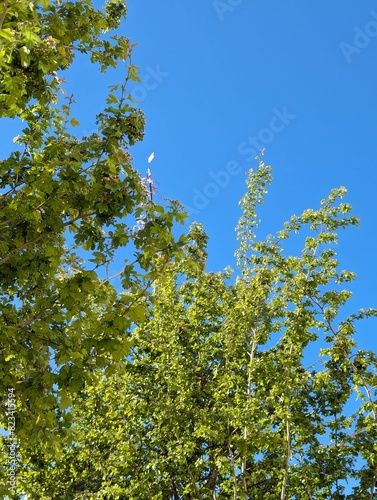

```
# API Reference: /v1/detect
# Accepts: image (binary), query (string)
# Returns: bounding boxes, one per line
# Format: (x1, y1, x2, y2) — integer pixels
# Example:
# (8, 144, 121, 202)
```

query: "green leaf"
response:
(106, 93, 118, 104)
(0, 29, 14, 41)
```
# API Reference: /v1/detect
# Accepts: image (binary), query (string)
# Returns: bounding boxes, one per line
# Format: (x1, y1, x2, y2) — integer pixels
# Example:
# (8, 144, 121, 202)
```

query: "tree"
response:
(0, 0, 187, 493)
(19, 160, 377, 499)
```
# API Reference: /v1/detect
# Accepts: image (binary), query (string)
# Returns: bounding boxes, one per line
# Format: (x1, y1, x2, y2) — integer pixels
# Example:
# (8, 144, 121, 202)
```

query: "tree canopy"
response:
(11, 162, 377, 499)
(1, 1, 377, 499)
(0, 0, 187, 485)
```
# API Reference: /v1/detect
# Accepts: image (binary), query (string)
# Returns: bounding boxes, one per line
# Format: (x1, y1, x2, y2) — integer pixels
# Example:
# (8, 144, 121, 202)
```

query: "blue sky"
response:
(124, 1, 377, 340)
(1, 1, 376, 341)
(123, 1, 377, 285)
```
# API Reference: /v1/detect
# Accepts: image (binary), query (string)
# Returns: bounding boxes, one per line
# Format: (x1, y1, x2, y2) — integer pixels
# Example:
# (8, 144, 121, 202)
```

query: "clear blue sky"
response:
(1, 1, 376, 347)
(125, 1, 377, 346)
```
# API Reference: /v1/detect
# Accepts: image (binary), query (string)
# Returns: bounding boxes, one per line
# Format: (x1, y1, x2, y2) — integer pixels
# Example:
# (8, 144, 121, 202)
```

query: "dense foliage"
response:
(0, 1, 186, 493)
(19, 163, 377, 499)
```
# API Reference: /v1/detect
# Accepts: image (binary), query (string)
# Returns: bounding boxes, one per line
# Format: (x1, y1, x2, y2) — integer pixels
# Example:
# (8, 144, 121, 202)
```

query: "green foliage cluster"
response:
(0, 0, 187, 487)
(1, 1, 377, 499)
(0, 0, 129, 117)
(17, 163, 377, 499)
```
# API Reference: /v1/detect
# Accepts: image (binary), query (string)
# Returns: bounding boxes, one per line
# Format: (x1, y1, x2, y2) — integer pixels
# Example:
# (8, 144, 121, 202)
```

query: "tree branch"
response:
(0, 211, 96, 266)
(0, 0, 9, 30)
